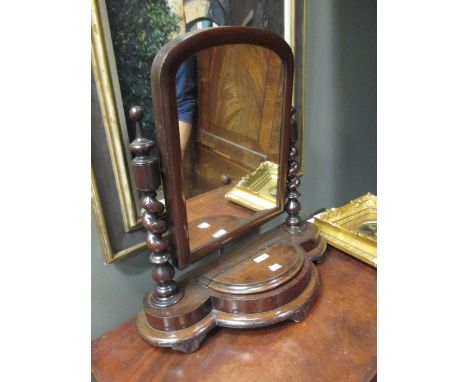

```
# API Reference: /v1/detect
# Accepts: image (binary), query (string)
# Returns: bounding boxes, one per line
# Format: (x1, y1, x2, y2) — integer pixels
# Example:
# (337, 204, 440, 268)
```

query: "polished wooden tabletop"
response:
(92, 247, 376, 382)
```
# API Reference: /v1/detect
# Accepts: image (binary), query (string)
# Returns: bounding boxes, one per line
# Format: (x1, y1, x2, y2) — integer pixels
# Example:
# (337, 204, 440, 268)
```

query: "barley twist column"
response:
(129, 106, 183, 307)
(283, 107, 306, 233)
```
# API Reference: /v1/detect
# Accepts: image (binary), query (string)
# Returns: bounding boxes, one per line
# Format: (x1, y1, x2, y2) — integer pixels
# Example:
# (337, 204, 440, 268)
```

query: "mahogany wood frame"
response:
(151, 26, 294, 269)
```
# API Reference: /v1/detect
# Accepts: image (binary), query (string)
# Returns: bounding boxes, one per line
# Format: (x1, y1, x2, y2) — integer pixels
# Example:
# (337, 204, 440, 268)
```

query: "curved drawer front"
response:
(207, 242, 304, 295)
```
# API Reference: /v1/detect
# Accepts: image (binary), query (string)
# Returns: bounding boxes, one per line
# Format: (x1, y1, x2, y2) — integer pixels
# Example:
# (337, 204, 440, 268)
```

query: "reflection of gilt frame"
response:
(91, 0, 307, 263)
(225, 161, 278, 211)
(313, 193, 377, 267)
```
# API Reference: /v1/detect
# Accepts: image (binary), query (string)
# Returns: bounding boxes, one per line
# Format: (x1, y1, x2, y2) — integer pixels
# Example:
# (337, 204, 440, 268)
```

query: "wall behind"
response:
(91, 216, 152, 339)
(300, 0, 377, 215)
(91, 0, 377, 339)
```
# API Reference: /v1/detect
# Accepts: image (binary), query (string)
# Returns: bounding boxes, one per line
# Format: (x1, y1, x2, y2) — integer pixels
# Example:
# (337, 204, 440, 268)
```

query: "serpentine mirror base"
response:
(136, 222, 326, 353)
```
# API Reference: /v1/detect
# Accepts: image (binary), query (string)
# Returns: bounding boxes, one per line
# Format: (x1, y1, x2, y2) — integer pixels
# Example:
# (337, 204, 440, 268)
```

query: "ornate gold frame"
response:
(312, 193, 377, 267)
(225, 161, 278, 211)
(91, 0, 306, 263)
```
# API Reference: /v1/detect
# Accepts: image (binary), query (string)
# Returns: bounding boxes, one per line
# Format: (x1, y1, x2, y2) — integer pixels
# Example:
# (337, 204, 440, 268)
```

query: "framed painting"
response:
(313, 193, 377, 268)
(91, 0, 307, 263)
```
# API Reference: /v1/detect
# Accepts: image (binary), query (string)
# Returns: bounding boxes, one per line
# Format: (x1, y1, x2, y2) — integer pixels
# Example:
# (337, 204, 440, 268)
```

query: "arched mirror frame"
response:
(151, 26, 294, 269)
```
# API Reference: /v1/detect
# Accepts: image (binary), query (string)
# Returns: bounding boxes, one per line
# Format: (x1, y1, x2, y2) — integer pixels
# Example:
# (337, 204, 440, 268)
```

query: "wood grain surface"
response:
(185, 184, 257, 259)
(92, 247, 377, 382)
(197, 44, 283, 171)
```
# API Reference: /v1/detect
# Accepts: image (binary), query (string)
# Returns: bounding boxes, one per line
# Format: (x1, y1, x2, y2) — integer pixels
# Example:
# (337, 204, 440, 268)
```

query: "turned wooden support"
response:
(283, 108, 306, 233)
(129, 106, 183, 307)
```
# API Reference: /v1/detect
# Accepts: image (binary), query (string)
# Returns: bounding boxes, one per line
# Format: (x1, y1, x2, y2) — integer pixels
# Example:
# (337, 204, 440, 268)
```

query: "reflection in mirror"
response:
(174, 44, 285, 253)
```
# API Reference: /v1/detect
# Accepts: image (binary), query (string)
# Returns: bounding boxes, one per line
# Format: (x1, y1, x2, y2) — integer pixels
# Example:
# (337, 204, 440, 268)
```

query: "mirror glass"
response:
(174, 43, 284, 253)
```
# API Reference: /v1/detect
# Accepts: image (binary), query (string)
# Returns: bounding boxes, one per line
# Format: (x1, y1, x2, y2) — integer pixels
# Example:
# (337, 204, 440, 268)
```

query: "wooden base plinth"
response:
(137, 222, 327, 353)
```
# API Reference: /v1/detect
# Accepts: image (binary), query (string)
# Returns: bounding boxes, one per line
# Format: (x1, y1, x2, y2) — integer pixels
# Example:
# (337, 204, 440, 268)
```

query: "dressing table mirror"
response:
(128, 27, 326, 353)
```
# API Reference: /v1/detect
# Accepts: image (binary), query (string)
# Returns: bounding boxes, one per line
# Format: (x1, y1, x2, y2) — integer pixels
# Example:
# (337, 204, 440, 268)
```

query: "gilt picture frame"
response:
(312, 193, 377, 267)
(91, 0, 307, 263)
